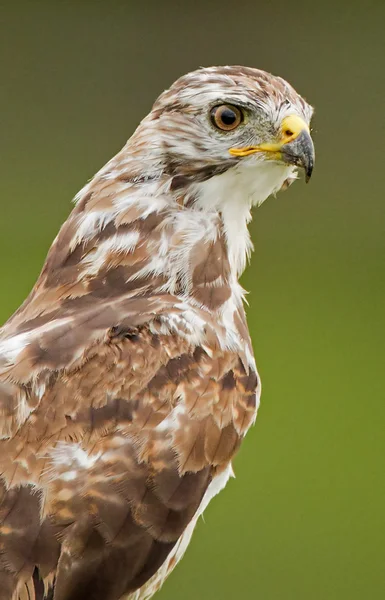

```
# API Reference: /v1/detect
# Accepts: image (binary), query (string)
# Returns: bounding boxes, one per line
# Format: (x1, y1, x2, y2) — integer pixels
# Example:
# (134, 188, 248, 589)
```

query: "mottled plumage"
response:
(0, 66, 314, 600)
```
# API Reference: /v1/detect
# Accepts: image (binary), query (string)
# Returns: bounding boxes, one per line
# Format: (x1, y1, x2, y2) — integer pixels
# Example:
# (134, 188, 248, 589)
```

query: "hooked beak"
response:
(229, 114, 315, 182)
(280, 127, 314, 183)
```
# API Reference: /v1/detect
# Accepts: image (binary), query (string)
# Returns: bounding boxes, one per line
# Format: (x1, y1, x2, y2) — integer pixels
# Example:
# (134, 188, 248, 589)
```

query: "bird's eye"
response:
(210, 104, 243, 131)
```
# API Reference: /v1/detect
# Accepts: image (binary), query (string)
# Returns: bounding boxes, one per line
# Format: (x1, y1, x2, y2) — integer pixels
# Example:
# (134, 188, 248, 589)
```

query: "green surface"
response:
(1, 1, 384, 598)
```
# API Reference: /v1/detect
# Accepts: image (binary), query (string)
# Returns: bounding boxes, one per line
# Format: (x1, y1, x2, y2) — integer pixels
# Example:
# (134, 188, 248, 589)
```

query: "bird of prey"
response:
(0, 66, 314, 600)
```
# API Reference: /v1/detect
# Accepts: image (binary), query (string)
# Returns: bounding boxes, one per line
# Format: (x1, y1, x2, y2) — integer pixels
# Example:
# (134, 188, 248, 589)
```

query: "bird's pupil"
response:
(221, 108, 236, 124)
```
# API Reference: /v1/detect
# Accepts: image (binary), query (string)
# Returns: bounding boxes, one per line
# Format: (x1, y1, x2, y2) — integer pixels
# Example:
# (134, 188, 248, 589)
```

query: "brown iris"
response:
(210, 104, 243, 131)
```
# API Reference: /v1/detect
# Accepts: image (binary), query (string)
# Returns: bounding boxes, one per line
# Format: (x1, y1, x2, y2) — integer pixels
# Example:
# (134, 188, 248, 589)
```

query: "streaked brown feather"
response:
(0, 301, 257, 598)
(0, 64, 314, 600)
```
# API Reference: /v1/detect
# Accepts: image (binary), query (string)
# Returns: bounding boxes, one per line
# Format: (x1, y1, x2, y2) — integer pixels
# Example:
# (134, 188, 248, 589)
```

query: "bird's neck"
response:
(73, 165, 254, 312)
(72, 152, 257, 289)
(190, 159, 295, 275)
(8, 152, 294, 337)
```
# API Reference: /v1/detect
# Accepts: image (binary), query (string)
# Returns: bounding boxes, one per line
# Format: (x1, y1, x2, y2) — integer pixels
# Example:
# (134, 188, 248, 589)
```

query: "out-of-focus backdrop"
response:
(1, 1, 384, 598)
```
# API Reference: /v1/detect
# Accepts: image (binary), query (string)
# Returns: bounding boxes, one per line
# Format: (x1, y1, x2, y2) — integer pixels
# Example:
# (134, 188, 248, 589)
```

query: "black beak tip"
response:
(305, 163, 313, 183)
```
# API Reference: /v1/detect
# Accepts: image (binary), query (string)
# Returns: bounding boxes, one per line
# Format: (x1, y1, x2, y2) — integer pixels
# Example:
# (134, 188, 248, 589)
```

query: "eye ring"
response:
(210, 104, 243, 131)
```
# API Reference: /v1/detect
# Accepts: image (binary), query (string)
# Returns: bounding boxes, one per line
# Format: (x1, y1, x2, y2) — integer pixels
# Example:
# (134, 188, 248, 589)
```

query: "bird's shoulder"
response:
(0, 292, 258, 479)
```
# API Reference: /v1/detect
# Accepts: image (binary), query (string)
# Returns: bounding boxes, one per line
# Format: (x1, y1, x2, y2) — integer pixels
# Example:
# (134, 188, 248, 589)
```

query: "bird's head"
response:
(65, 66, 315, 286)
(137, 66, 314, 206)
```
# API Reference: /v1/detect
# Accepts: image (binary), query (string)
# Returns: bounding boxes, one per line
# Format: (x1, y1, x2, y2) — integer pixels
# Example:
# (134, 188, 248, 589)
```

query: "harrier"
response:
(0, 66, 314, 600)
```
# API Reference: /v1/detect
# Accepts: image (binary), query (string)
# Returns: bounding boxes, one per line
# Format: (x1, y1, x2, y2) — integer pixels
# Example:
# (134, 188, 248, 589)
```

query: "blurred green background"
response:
(1, 1, 384, 598)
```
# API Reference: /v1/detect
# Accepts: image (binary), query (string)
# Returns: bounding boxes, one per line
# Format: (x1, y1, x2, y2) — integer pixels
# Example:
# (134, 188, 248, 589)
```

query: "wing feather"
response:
(0, 296, 258, 600)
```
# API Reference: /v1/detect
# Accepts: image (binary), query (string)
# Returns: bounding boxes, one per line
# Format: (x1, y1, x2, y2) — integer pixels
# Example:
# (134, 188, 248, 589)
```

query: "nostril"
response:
(284, 129, 294, 137)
